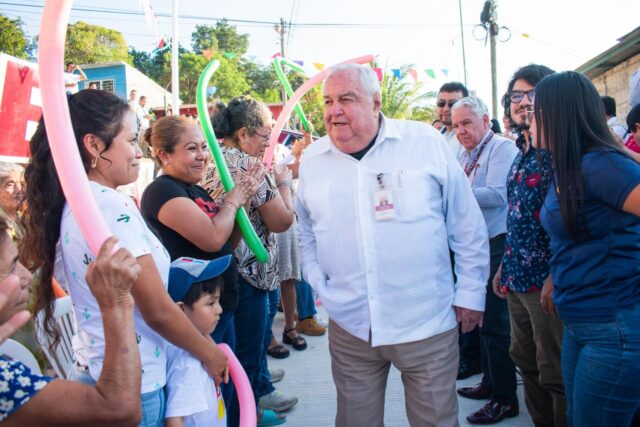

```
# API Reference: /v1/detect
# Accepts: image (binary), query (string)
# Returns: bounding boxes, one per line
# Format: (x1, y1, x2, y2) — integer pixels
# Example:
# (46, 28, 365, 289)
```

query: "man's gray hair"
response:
(324, 63, 381, 98)
(451, 96, 489, 118)
(0, 162, 22, 183)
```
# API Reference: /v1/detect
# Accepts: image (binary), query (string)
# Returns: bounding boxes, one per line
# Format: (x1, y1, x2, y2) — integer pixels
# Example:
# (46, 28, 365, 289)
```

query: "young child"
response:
(165, 255, 232, 427)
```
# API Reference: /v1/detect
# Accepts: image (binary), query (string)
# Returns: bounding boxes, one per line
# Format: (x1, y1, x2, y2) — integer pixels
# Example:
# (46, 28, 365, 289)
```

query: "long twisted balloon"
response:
(196, 59, 269, 263)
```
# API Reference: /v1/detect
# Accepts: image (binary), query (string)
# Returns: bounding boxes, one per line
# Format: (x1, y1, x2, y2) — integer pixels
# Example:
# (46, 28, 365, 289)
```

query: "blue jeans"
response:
(562, 303, 640, 427)
(296, 278, 317, 320)
(139, 387, 166, 427)
(228, 277, 274, 426)
(211, 309, 236, 414)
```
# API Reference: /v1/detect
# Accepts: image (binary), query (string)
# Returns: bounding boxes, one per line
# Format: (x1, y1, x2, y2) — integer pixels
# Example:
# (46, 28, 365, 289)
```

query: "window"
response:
(87, 79, 115, 92)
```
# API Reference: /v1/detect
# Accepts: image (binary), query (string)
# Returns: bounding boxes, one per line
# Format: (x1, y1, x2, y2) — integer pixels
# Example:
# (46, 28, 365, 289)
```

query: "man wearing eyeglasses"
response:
(452, 96, 519, 424)
(436, 82, 469, 157)
(490, 64, 568, 427)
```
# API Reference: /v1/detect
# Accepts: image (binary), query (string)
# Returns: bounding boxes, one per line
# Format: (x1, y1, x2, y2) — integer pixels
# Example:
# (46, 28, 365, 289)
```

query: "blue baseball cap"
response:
(168, 255, 232, 302)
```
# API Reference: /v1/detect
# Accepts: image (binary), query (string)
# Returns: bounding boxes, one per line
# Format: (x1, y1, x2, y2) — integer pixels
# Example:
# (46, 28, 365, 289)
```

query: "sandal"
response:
(257, 409, 286, 426)
(283, 328, 307, 351)
(266, 343, 290, 359)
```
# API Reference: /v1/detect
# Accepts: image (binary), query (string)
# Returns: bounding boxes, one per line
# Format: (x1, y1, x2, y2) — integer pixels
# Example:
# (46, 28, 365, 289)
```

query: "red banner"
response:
(0, 54, 42, 161)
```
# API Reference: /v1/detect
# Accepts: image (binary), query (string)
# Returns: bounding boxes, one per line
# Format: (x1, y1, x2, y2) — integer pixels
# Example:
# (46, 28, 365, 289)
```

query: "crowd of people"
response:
(0, 60, 638, 427)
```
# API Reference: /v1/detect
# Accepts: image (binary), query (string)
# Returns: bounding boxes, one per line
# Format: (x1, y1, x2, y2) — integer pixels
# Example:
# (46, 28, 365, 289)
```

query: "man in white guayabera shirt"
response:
(296, 63, 489, 427)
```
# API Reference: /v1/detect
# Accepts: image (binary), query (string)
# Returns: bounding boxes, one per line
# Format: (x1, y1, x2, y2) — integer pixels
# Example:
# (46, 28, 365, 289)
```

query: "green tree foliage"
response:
(380, 65, 435, 121)
(241, 59, 280, 103)
(0, 14, 29, 59)
(65, 21, 129, 64)
(191, 20, 248, 55)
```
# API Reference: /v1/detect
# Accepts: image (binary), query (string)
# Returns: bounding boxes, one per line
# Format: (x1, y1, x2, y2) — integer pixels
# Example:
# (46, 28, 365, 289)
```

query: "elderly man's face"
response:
(452, 105, 490, 152)
(437, 91, 465, 127)
(323, 70, 381, 154)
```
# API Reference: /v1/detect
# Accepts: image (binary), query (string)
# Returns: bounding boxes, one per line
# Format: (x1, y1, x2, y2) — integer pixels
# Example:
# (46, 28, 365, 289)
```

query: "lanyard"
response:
(464, 131, 494, 176)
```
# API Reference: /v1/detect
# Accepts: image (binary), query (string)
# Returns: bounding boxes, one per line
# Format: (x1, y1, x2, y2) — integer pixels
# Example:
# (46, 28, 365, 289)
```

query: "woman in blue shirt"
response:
(534, 71, 640, 427)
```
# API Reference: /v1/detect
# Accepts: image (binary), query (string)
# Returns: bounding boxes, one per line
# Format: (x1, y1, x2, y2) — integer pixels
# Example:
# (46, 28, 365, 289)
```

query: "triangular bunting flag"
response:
(441, 68, 449, 77)
(313, 63, 325, 71)
(271, 52, 282, 59)
(223, 52, 236, 59)
(392, 69, 401, 79)
(293, 60, 304, 66)
(373, 67, 383, 82)
(408, 68, 418, 83)
(202, 49, 215, 60)
(248, 55, 257, 62)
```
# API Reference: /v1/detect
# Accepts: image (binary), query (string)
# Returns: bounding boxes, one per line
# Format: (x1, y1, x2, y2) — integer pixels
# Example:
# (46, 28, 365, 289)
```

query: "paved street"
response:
(269, 307, 532, 426)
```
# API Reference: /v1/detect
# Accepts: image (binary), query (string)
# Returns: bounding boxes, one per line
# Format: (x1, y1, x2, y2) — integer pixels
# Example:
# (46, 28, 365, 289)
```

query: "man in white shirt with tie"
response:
(296, 63, 489, 427)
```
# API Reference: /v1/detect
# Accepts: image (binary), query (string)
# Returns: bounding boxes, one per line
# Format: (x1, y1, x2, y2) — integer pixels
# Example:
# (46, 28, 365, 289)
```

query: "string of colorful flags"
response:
(152, 37, 451, 84)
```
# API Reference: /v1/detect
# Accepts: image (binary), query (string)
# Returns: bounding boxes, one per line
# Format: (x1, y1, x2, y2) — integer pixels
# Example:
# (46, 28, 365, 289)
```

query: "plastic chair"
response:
(0, 338, 43, 375)
(35, 296, 76, 379)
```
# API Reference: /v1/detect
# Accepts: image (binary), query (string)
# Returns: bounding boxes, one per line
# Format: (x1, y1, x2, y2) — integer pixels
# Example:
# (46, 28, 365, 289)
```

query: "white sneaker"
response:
(259, 390, 298, 412)
(314, 315, 328, 328)
(269, 368, 285, 383)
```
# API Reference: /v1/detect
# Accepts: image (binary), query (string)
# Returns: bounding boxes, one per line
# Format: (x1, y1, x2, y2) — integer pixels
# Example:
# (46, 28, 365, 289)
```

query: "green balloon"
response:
(272, 57, 311, 133)
(196, 59, 269, 263)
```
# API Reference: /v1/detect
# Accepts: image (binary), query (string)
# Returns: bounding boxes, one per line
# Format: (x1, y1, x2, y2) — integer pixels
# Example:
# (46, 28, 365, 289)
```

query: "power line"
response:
(0, 2, 472, 28)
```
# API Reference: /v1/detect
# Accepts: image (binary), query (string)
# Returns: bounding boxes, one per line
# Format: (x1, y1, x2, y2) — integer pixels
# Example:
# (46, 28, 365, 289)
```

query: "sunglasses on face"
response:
(510, 89, 535, 103)
(436, 100, 458, 108)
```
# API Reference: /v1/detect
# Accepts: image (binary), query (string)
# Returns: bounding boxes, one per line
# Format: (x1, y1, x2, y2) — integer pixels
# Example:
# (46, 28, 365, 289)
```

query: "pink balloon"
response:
(263, 55, 375, 170)
(38, 0, 113, 255)
(218, 343, 257, 427)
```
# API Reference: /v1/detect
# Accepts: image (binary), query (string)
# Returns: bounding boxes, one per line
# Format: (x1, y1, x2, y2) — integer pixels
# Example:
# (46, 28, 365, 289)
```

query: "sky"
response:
(4, 0, 640, 117)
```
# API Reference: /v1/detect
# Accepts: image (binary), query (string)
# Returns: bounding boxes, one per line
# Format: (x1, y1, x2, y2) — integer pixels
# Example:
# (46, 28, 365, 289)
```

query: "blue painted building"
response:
(78, 61, 174, 110)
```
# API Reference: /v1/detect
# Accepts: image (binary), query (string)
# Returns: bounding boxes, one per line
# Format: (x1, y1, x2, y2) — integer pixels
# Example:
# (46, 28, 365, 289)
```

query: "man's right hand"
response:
(492, 263, 508, 299)
(85, 236, 141, 310)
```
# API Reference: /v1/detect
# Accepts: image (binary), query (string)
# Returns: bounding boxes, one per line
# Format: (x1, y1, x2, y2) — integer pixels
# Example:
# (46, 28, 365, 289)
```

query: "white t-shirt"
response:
(64, 72, 82, 94)
(57, 181, 170, 393)
(136, 105, 150, 130)
(165, 343, 226, 427)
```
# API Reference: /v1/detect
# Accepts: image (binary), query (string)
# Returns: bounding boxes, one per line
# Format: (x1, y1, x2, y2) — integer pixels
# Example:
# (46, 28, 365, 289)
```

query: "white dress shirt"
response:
(296, 116, 489, 346)
(441, 127, 462, 158)
(457, 130, 519, 239)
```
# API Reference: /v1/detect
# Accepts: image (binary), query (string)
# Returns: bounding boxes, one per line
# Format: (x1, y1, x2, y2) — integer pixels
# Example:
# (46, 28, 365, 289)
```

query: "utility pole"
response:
(171, 0, 180, 116)
(274, 18, 288, 105)
(488, 1, 499, 119)
(458, 0, 468, 87)
(479, 0, 499, 119)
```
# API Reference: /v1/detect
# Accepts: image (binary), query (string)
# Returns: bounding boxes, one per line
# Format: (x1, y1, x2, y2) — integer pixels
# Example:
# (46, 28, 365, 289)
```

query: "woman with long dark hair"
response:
(21, 90, 228, 427)
(534, 71, 640, 426)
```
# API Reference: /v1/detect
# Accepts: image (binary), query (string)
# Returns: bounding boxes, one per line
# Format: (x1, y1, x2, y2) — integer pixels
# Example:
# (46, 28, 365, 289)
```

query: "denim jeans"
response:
(211, 309, 236, 415)
(562, 303, 640, 427)
(296, 278, 317, 320)
(227, 277, 274, 426)
(139, 387, 166, 427)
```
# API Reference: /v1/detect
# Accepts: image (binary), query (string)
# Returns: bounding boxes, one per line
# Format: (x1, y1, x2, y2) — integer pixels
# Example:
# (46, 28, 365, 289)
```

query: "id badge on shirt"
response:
(374, 173, 395, 221)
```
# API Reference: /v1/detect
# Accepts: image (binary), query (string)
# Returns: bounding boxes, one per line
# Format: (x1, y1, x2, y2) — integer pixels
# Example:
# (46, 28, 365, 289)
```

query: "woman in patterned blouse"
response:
(202, 96, 296, 424)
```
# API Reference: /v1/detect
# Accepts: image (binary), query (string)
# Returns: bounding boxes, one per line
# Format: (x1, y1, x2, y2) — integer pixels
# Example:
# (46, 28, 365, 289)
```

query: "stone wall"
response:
(591, 53, 640, 121)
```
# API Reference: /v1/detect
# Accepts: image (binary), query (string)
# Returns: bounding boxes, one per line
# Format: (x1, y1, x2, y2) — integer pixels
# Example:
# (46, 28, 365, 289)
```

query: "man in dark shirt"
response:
(483, 64, 567, 426)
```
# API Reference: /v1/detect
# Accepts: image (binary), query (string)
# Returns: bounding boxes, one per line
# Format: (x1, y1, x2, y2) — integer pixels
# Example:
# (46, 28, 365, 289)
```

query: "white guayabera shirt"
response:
(296, 115, 489, 346)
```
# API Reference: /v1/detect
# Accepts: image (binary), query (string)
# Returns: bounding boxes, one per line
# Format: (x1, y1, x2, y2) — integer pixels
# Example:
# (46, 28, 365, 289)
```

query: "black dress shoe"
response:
(457, 383, 492, 400)
(466, 400, 519, 424)
(457, 361, 482, 380)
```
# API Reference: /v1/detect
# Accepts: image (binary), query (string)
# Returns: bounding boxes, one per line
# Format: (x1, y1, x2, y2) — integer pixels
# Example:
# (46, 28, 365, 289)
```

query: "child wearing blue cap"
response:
(165, 255, 232, 427)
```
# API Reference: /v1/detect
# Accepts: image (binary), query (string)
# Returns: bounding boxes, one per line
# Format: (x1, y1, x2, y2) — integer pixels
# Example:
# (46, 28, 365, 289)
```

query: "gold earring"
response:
(91, 156, 98, 169)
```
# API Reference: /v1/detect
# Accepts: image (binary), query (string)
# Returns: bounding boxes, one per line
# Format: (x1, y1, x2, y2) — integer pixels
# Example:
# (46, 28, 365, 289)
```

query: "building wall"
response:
(592, 53, 640, 121)
(80, 64, 126, 99)
(124, 65, 173, 110)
